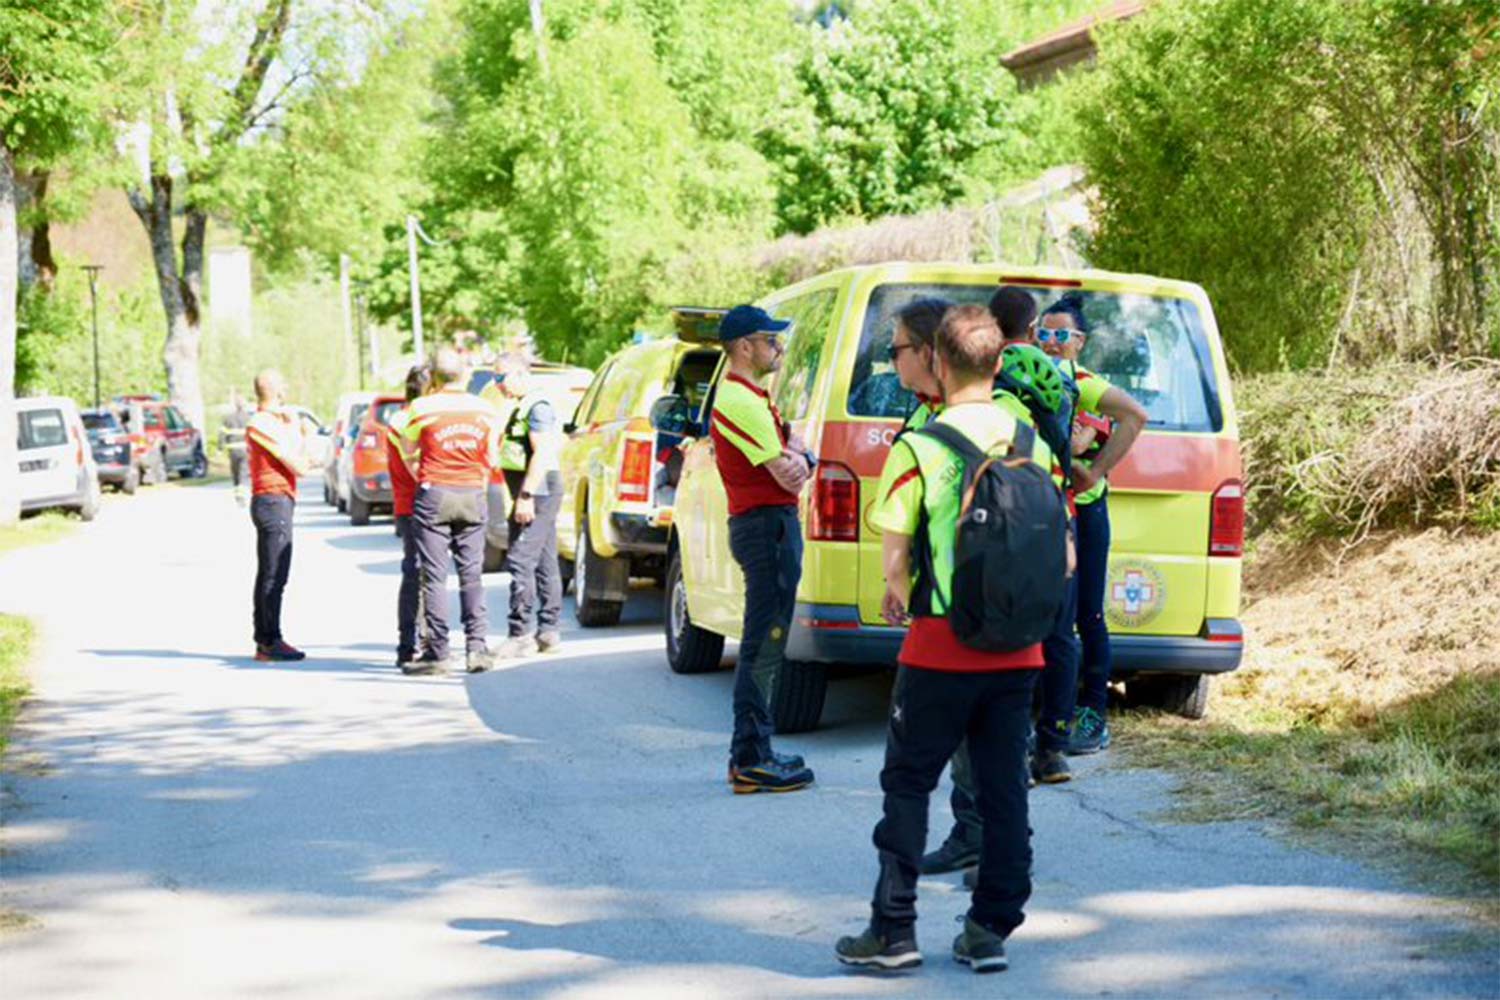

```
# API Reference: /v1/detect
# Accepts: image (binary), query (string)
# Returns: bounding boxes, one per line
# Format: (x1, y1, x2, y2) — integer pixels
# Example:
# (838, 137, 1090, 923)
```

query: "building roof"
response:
(1001, 0, 1147, 86)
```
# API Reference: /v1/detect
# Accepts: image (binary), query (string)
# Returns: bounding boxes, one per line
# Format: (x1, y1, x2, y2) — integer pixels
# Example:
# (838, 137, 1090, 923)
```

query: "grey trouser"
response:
(412, 484, 489, 657)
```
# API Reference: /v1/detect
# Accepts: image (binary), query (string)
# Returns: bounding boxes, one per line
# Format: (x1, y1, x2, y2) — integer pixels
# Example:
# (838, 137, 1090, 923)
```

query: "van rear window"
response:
(19, 409, 68, 450)
(845, 283, 1224, 433)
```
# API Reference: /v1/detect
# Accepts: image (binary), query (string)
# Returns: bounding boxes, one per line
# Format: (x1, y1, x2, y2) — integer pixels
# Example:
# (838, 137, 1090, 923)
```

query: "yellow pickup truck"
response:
(660, 263, 1244, 732)
(557, 317, 724, 625)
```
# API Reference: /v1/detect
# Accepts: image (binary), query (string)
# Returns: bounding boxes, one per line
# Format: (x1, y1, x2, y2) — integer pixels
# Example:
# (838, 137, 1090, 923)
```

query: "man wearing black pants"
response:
(488, 353, 565, 658)
(245, 369, 312, 662)
(399, 347, 503, 674)
(387, 363, 432, 670)
(709, 304, 817, 794)
(837, 305, 1060, 974)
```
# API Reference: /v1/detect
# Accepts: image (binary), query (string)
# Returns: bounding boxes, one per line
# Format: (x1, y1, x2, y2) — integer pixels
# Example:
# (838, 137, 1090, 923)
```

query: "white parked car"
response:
(324, 391, 374, 509)
(16, 395, 101, 520)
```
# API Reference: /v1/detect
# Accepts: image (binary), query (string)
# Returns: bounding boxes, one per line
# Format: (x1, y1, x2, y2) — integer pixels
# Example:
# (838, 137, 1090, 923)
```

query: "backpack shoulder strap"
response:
(915, 421, 985, 467)
(1008, 421, 1036, 459)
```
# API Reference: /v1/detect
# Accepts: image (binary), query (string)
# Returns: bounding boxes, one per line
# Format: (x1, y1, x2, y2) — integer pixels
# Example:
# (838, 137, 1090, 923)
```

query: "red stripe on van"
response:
(818, 421, 1240, 494)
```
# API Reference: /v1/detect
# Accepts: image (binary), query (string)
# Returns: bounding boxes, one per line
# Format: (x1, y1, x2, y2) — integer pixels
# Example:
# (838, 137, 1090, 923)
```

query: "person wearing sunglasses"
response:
(710, 304, 818, 795)
(889, 298, 951, 433)
(1035, 296, 1148, 757)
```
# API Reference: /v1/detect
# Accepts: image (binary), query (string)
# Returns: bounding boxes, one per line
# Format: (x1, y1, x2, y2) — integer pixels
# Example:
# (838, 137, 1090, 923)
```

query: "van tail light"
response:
(1209, 479, 1244, 557)
(809, 460, 859, 542)
(618, 436, 652, 503)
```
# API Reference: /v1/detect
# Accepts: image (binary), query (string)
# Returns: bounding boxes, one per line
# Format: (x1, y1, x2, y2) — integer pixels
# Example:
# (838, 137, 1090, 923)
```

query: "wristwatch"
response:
(518, 490, 533, 500)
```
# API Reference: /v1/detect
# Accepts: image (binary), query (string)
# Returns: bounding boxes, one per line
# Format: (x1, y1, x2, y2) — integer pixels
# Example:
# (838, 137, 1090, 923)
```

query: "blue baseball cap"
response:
(718, 304, 791, 343)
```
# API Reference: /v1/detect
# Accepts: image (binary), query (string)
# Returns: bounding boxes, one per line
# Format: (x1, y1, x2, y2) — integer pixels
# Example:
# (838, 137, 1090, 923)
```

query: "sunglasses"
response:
(886, 341, 919, 362)
(1036, 328, 1079, 344)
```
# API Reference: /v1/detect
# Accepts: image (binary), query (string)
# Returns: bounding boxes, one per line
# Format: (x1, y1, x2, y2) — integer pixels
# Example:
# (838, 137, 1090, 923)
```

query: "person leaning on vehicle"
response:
(400, 347, 503, 675)
(246, 369, 315, 662)
(1035, 294, 1148, 754)
(387, 362, 433, 673)
(711, 304, 817, 795)
(836, 304, 1059, 974)
(490, 352, 565, 660)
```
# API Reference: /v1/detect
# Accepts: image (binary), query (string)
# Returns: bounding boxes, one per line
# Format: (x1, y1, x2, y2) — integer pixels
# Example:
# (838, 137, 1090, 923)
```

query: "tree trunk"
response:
(0, 146, 21, 526)
(128, 175, 206, 432)
(16, 170, 56, 290)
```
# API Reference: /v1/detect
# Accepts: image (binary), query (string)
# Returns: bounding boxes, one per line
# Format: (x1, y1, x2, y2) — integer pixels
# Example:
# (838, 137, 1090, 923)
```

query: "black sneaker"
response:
(952, 915, 1008, 973)
(1067, 706, 1112, 755)
(1031, 749, 1072, 784)
(834, 925, 921, 971)
(466, 647, 494, 673)
(725, 750, 805, 785)
(921, 838, 981, 875)
(402, 652, 448, 676)
(729, 758, 814, 794)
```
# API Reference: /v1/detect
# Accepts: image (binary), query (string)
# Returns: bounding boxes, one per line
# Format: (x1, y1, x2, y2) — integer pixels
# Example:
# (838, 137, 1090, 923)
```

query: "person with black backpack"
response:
(835, 304, 1070, 976)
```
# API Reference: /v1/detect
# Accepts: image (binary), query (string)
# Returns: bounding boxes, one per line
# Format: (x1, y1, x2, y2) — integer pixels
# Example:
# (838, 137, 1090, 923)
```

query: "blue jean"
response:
(1075, 496, 1114, 712)
(727, 505, 802, 766)
(1037, 516, 1081, 753)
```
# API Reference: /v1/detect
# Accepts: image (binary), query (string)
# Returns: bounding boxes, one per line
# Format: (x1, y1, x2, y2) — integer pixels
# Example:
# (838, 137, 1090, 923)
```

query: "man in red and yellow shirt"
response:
(710, 304, 817, 794)
(246, 369, 314, 662)
(399, 347, 503, 674)
(387, 363, 432, 670)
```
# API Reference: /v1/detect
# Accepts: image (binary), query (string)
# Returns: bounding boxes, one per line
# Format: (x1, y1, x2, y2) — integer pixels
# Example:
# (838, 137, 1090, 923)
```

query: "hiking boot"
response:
(255, 641, 306, 662)
(1031, 749, 1072, 785)
(495, 635, 539, 660)
(952, 915, 1008, 973)
(921, 838, 981, 875)
(1067, 706, 1112, 756)
(729, 758, 814, 794)
(401, 652, 448, 676)
(466, 647, 495, 673)
(834, 925, 921, 971)
(537, 631, 562, 654)
(724, 750, 805, 785)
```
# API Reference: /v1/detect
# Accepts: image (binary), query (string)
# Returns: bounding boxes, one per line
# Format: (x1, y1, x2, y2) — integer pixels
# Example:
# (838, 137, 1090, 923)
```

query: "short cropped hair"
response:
(988, 286, 1038, 342)
(936, 305, 1002, 381)
(894, 297, 952, 351)
(432, 347, 466, 386)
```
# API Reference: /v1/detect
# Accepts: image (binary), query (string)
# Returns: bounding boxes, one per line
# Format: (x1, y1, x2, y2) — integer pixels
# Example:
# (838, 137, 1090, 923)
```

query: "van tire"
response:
(121, 466, 139, 495)
(189, 446, 209, 479)
(349, 493, 371, 526)
(575, 521, 624, 627)
(146, 449, 167, 485)
(665, 549, 723, 673)
(1130, 673, 1210, 720)
(771, 659, 827, 733)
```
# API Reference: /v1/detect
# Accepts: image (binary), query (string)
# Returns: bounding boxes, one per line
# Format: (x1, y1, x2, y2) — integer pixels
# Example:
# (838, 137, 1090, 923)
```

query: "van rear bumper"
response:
(787, 603, 1243, 675)
(1112, 620, 1244, 675)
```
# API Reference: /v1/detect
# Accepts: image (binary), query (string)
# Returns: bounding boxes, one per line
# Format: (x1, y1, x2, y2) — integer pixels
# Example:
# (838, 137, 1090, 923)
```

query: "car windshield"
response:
(845, 282, 1224, 433)
(19, 409, 68, 450)
(82, 412, 122, 432)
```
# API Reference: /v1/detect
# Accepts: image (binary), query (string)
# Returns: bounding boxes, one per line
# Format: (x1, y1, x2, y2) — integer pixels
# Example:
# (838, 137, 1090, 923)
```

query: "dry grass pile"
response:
(755, 207, 982, 285)
(1239, 360, 1500, 540)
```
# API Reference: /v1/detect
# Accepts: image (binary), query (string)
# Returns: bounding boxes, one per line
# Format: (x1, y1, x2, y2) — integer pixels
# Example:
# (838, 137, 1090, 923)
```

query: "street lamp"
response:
(82, 264, 103, 410)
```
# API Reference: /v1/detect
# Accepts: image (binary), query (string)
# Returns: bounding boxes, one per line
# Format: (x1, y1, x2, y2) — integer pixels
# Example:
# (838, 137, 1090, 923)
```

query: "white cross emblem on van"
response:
(1113, 571, 1155, 614)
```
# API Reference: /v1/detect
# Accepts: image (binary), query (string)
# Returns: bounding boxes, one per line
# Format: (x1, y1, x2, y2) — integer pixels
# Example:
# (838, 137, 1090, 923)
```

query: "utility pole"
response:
(406, 214, 425, 363)
(530, 0, 548, 73)
(82, 264, 103, 410)
(355, 289, 367, 391)
(339, 253, 355, 383)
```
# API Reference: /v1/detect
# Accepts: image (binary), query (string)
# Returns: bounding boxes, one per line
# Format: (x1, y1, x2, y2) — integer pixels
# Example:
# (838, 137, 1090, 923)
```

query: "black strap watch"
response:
(518, 490, 533, 500)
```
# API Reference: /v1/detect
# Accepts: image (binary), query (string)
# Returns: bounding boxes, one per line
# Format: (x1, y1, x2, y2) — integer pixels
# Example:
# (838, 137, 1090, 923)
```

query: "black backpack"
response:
(915, 422, 1070, 652)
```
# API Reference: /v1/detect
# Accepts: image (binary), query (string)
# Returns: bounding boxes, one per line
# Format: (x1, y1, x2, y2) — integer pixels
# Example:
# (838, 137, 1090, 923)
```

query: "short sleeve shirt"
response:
(710, 373, 797, 516)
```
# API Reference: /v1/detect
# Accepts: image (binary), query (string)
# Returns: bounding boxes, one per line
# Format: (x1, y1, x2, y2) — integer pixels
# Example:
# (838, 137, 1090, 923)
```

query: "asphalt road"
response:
(2, 482, 1496, 998)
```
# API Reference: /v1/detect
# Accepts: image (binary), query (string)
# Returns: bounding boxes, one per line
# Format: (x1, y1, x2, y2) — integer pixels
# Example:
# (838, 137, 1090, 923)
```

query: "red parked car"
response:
(114, 395, 207, 482)
(346, 394, 406, 525)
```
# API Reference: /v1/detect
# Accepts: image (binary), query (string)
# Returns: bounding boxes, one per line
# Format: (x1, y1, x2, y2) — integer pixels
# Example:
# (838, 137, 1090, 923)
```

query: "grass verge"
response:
(0, 512, 81, 557)
(0, 613, 36, 764)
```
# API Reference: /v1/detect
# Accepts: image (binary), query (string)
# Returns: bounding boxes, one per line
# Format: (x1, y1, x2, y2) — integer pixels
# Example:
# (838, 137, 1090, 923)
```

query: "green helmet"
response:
(998, 343, 1064, 414)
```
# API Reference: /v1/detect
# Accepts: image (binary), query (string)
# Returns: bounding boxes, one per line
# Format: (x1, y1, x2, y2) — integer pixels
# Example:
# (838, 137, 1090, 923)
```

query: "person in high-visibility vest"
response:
(486, 352, 566, 659)
(836, 304, 1060, 974)
(387, 362, 433, 672)
(245, 369, 315, 662)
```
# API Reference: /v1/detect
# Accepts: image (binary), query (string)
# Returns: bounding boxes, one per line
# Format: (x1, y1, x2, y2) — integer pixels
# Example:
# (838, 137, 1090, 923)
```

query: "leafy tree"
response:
(0, 0, 116, 523)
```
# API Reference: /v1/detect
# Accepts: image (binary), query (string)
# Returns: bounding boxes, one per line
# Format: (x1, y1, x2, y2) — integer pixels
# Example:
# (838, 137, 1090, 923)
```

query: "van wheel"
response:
(349, 494, 371, 526)
(121, 466, 139, 495)
(665, 549, 723, 674)
(146, 449, 167, 485)
(337, 491, 347, 514)
(1130, 674, 1211, 720)
(575, 521, 624, 627)
(189, 446, 209, 479)
(771, 659, 827, 733)
(78, 481, 101, 522)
